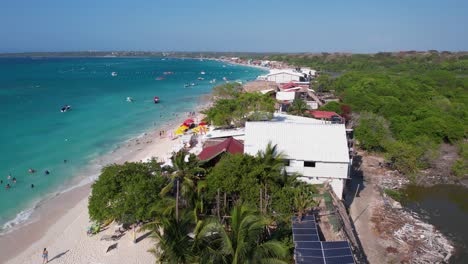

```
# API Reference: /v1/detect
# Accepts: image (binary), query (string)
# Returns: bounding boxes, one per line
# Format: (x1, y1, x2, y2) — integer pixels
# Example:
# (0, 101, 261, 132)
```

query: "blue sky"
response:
(1, 0, 467, 53)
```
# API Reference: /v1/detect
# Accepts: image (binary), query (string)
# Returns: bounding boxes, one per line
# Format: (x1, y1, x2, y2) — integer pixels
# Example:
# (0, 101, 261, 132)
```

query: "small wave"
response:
(1, 206, 36, 235)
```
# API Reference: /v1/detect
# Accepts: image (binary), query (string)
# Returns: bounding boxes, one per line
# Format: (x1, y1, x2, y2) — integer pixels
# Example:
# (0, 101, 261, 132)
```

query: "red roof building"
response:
(198, 137, 244, 162)
(307, 110, 341, 120)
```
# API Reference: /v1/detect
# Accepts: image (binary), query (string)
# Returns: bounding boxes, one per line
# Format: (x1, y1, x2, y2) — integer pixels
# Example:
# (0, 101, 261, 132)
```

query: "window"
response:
(304, 161, 316, 167)
(283, 159, 290, 166)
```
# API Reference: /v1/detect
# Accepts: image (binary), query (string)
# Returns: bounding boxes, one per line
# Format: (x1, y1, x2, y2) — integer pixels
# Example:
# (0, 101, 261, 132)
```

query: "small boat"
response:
(184, 83, 190, 88)
(190, 83, 196, 86)
(197, 77, 204, 81)
(61, 105, 71, 112)
(156, 76, 165, 80)
(163, 71, 174, 75)
(200, 71, 206, 75)
(111, 72, 118, 77)
(154, 96, 160, 104)
(126, 97, 134, 102)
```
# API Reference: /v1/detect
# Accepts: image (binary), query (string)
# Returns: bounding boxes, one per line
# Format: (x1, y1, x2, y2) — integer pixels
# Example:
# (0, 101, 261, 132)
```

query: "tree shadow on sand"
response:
(48, 250, 69, 262)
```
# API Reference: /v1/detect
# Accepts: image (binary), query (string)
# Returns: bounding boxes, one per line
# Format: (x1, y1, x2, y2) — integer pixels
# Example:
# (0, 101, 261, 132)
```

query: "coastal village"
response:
(2, 57, 459, 264)
(131, 57, 453, 263)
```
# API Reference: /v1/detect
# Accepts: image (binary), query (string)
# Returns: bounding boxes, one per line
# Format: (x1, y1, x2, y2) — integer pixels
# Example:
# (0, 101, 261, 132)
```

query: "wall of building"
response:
(285, 160, 349, 198)
(267, 73, 301, 83)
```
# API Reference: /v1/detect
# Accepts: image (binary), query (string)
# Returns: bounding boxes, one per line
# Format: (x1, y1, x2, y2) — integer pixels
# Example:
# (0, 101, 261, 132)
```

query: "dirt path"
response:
(346, 153, 389, 264)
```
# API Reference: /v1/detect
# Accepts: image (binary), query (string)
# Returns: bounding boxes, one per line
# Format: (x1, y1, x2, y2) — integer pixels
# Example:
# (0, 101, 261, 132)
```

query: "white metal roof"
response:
(276, 91, 296, 101)
(244, 119, 349, 163)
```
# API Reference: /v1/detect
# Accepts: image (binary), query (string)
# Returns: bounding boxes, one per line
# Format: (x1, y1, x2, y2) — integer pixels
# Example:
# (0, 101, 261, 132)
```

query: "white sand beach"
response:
(1, 111, 207, 264)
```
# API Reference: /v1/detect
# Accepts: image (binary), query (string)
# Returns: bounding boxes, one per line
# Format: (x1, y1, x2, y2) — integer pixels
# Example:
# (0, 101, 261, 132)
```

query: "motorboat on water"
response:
(197, 77, 204, 81)
(111, 72, 118, 77)
(154, 96, 160, 104)
(190, 83, 196, 86)
(61, 105, 71, 112)
(126, 97, 134, 102)
(200, 71, 206, 75)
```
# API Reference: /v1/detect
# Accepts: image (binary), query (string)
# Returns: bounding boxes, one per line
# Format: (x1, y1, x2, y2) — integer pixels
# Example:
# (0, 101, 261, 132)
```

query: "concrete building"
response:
(244, 114, 350, 198)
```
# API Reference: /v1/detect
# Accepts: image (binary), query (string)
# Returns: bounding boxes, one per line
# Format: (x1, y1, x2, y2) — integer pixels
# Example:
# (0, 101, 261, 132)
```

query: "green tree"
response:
(160, 151, 204, 222)
(147, 212, 196, 264)
(287, 99, 308, 116)
(355, 112, 392, 152)
(194, 205, 290, 264)
(88, 161, 166, 223)
(212, 82, 243, 99)
(319, 101, 342, 114)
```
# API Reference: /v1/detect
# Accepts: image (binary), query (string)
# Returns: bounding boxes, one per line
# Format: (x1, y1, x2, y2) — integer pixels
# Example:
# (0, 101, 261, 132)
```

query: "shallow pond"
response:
(400, 184, 468, 263)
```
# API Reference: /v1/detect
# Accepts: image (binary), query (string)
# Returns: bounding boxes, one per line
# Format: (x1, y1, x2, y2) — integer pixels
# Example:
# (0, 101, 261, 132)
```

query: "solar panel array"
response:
(292, 215, 355, 264)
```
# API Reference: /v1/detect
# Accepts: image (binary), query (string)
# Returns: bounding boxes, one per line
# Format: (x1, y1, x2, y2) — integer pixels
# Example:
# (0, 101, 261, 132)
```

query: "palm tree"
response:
(256, 142, 286, 213)
(294, 185, 318, 222)
(160, 150, 204, 221)
(195, 205, 289, 264)
(288, 99, 308, 116)
(146, 212, 196, 264)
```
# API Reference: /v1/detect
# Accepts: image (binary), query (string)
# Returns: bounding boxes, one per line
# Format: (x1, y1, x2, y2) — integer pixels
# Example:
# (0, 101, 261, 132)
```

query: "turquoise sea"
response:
(0, 57, 265, 232)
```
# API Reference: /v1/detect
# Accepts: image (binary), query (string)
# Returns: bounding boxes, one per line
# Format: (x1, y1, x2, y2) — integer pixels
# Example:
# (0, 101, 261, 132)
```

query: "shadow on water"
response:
(400, 184, 468, 263)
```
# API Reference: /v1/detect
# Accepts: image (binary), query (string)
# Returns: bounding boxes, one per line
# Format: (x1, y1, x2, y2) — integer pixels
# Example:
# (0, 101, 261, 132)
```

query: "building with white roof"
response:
(244, 114, 350, 198)
(258, 68, 317, 84)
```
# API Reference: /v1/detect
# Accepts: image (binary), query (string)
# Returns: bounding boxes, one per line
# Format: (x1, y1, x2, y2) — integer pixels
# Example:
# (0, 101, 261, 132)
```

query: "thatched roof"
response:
(243, 81, 278, 93)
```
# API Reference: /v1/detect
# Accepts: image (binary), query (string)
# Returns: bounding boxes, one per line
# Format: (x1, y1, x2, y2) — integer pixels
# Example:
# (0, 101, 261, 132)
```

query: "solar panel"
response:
(295, 256, 325, 264)
(323, 248, 353, 257)
(324, 255, 355, 264)
(295, 248, 324, 257)
(321, 241, 350, 249)
(294, 241, 322, 249)
(293, 221, 318, 229)
(293, 228, 318, 235)
(293, 234, 320, 242)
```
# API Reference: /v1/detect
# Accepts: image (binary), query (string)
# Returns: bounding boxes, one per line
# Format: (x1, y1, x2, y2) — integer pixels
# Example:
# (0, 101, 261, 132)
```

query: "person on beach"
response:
(42, 248, 48, 263)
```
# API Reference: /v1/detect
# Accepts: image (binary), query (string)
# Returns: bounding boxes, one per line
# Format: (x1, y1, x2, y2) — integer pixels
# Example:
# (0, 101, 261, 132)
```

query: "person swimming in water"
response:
(28, 168, 36, 174)
(31, 184, 35, 188)
(12, 177, 16, 184)
(45, 170, 50, 175)
(6, 184, 10, 189)
(7, 173, 11, 180)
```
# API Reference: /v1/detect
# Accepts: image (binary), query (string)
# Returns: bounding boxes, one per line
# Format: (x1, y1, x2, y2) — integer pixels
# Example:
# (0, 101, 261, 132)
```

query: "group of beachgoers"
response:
(2, 168, 53, 190)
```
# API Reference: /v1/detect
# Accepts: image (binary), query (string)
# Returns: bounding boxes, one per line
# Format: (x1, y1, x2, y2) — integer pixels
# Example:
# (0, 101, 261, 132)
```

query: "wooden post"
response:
(176, 179, 179, 222)
(217, 189, 221, 220)
(353, 184, 360, 200)
(259, 188, 263, 214)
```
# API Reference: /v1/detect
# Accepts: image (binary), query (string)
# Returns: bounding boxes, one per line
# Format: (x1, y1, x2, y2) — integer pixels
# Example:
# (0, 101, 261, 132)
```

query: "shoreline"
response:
(0, 97, 210, 263)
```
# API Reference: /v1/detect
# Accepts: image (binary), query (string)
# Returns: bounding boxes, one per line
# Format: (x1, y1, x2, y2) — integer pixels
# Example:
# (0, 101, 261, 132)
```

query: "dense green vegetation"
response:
(89, 144, 318, 263)
(203, 84, 276, 127)
(269, 52, 468, 176)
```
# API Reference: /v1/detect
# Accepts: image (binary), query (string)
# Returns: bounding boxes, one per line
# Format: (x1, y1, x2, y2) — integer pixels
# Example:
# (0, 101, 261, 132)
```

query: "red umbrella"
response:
(183, 119, 194, 126)
(199, 121, 207, 126)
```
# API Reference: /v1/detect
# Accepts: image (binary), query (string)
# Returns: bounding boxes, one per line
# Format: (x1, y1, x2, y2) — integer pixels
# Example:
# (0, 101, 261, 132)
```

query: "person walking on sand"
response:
(42, 248, 48, 263)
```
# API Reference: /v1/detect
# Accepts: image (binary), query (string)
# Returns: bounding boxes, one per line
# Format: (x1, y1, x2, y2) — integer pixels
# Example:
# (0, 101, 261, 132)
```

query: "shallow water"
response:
(400, 184, 468, 263)
(0, 57, 265, 231)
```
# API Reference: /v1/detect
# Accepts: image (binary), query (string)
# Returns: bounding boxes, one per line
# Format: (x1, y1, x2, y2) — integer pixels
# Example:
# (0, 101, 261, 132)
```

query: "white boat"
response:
(126, 97, 133, 102)
(111, 72, 118, 77)
(60, 105, 71, 112)
(197, 77, 204, 81)
(200, 71, 206, 75)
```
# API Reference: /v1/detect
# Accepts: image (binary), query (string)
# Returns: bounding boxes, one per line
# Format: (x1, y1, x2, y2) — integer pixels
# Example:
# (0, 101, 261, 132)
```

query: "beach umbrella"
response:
(183, 119, 194, 126)
(198, 121, 207, 126)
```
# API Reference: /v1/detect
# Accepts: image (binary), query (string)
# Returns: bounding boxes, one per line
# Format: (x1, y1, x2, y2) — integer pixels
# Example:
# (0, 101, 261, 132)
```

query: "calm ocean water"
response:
(0, 57, 265, 231)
